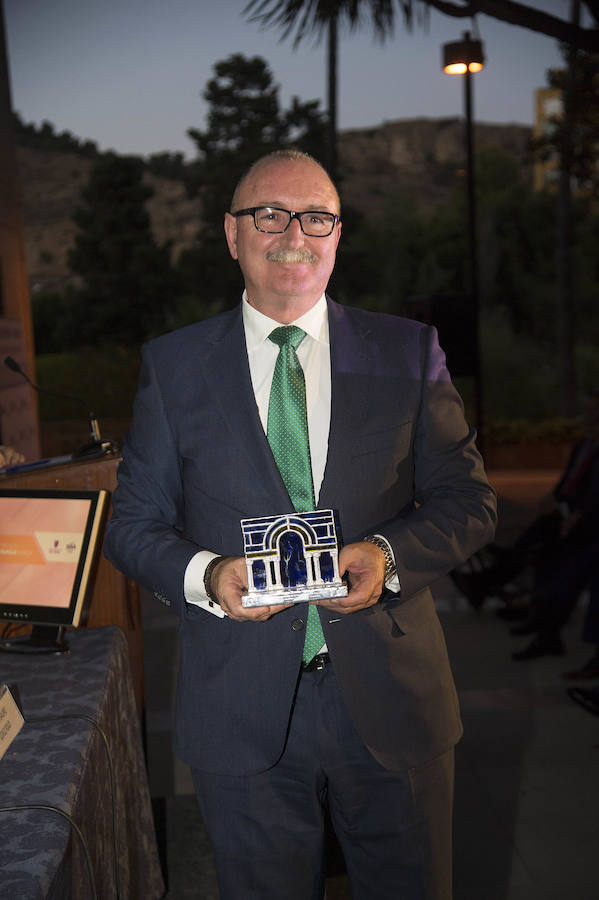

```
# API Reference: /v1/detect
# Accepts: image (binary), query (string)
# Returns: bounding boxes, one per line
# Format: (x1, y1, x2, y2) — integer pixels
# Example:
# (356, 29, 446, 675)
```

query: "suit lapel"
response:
(200, 305, 293, 510)
(319, 299, 375, 509)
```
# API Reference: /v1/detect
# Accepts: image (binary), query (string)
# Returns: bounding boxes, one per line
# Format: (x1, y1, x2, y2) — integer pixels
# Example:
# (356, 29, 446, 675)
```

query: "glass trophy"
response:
(241, 509, 348, 607)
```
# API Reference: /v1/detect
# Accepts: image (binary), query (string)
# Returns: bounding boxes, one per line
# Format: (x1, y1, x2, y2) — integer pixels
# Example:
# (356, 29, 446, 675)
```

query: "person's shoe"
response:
(566, 686, 599, 716)
(561, 653, 599, 681)
(512, 634, 565, 661)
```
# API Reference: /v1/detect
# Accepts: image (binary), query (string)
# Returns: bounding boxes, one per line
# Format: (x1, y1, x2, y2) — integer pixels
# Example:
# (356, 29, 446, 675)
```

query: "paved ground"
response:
(142, 470, 599, 899)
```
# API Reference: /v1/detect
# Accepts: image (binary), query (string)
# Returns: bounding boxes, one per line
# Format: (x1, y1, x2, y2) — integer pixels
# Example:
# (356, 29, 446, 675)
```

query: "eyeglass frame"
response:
(232, 206, 340, 237)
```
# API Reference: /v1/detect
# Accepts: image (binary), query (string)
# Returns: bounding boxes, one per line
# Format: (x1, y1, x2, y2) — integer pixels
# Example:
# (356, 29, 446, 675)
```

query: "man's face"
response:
(224, 157, 342, 320)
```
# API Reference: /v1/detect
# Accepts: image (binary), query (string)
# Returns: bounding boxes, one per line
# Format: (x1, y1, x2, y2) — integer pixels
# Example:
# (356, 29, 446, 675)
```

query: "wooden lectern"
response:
(0, 455, 146, 713)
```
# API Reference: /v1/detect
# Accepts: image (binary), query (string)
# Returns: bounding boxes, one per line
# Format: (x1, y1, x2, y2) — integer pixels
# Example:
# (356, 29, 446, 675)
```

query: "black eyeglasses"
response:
(232, 206, 339, 237)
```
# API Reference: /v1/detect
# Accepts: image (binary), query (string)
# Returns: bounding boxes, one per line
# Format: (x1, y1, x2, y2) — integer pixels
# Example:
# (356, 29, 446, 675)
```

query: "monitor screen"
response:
(0, 489, 109, 634)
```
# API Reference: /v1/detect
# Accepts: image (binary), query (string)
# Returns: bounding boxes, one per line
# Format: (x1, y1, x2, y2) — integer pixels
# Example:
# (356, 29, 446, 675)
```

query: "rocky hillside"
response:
(339, 117, 532, 214)
(16, 117, 532, 295)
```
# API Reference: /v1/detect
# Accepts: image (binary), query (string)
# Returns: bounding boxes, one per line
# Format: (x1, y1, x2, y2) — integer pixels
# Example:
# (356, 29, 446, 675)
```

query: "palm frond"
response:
(244, 0, 419, 46)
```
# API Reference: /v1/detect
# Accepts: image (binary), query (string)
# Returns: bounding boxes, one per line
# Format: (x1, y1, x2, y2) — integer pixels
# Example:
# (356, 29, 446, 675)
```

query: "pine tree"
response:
(68, 153, 178, 345)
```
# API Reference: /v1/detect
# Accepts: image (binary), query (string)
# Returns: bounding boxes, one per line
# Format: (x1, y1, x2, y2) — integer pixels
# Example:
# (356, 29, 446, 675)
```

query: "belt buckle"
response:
(303, 653, 329, 673)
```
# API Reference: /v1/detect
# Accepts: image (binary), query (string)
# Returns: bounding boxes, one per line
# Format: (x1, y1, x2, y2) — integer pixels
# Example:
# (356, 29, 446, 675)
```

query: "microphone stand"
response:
(3, 356, 119, 460)
(74, 413, 119, 460)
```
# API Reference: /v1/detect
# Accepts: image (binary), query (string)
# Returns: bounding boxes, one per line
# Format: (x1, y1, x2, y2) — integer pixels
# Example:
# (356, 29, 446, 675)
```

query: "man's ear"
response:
(334, 220, 342, 250)
(224, 212, 238, 260)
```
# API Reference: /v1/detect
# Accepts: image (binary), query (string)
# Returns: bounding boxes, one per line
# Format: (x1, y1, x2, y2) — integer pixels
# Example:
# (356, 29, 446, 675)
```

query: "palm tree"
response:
(244, 0, 418, 180)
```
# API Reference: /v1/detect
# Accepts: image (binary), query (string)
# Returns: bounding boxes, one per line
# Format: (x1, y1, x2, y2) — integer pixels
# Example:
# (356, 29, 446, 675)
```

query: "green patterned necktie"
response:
(267, 325, 325, 663)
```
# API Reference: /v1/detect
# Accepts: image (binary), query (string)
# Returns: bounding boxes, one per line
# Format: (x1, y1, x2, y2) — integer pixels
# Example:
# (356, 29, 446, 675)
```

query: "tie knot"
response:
(268, 325, 306, 351)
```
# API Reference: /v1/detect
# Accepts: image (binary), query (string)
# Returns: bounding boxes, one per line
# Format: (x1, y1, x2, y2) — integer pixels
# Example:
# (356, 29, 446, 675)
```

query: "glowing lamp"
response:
(442, 33, 485, 75)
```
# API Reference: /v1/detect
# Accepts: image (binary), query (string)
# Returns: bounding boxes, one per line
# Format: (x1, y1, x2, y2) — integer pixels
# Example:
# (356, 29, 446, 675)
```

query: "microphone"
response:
(4, 356, 119, 459)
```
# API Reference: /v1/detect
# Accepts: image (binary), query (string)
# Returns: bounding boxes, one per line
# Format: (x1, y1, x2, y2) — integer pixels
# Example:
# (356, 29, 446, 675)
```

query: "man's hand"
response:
(318, 541, 386, 614)
(0, 445, 25, 467)
(209, 556, 291, 621)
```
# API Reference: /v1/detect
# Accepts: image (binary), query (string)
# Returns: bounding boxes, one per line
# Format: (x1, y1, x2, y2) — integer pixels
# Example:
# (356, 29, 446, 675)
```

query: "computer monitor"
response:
(0, 488, 109, 653)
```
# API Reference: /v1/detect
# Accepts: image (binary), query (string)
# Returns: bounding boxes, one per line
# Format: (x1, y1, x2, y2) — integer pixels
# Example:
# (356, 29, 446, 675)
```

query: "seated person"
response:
(451, 390, 599, 611)
(510, 538, 599, 660)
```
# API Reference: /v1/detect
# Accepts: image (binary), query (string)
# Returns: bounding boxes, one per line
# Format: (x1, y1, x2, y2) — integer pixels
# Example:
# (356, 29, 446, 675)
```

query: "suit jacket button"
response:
(291, 618, 305, 631)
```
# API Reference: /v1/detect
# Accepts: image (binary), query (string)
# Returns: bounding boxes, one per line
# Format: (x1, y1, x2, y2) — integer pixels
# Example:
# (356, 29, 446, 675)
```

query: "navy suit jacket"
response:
(105, 298, 496, 775)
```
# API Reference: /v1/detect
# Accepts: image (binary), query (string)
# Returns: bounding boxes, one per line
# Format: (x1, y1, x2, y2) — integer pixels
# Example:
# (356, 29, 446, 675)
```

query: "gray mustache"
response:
(265, 248, 317, 263)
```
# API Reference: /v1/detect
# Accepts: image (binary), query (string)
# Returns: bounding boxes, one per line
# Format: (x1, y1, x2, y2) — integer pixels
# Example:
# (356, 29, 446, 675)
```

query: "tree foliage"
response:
(66, 153, 178, 346)
(245, 0, 417, 45)
(146, 151, 187, 180)
(13, 113, 99, 157)
(532, 50, 599, 199)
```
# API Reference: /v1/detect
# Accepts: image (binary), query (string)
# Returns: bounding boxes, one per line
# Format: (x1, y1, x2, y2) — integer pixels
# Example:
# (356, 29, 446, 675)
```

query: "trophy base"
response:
(242, 582, 348, 608)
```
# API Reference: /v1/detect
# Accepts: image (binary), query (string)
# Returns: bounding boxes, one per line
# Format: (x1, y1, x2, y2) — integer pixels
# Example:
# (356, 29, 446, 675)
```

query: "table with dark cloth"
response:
(0, 626, 165, 899)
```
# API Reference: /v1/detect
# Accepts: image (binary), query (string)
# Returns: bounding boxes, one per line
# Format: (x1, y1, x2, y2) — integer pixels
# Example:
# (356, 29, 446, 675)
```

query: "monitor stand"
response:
(0, 625, 70, 654)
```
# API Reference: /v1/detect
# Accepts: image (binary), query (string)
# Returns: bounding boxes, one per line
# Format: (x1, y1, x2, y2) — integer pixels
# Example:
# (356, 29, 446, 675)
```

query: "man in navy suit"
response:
(105, 150, 496, 899)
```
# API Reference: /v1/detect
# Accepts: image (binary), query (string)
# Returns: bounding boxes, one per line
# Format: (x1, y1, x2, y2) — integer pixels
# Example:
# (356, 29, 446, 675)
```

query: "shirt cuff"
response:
(184, 550, 228, 618)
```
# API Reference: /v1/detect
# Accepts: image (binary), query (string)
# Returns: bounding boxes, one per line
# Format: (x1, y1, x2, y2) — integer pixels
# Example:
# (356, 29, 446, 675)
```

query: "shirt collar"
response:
(242, 291, 329, 351)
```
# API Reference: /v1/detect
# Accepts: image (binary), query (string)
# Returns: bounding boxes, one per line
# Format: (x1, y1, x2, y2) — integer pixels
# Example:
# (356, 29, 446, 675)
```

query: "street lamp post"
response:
(442, 31, 485, 455)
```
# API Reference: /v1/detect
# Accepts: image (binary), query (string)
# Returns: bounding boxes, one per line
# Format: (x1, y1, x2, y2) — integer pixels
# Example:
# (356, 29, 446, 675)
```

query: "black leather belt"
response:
(302, 652, 331, 673)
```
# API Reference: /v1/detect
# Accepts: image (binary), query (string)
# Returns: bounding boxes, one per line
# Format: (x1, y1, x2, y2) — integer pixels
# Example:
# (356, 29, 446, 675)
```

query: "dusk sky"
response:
(4, 0, 576, 159)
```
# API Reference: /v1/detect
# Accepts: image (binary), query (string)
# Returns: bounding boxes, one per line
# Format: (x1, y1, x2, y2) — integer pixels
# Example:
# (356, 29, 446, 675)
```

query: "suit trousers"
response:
(192, 663, 454, 900)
